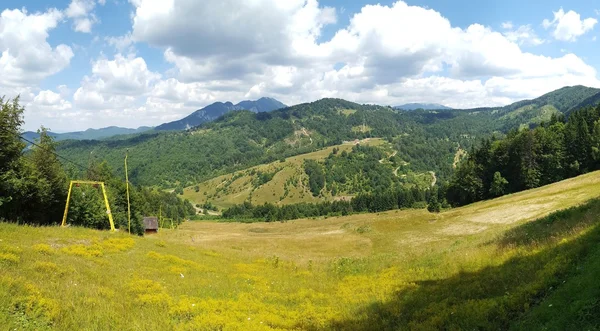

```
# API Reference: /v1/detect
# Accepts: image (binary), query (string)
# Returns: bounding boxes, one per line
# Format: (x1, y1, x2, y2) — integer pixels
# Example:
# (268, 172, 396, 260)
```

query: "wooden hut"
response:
(143, 217, 159, 234)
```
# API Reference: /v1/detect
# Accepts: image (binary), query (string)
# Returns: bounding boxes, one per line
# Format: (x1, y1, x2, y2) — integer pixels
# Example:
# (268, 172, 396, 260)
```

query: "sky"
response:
(2, 0, 599, 132)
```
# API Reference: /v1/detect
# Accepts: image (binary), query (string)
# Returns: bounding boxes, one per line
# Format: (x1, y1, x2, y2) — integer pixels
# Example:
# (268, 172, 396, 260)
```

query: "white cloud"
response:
(543, 8, 598, 42)
(106, 33, 135, 52)
(65, 0, 103, 33)
(73, 54, 160, 111)
(502, 24, 545, 46)
(25, 1, 600, 131)
(0, 8, 74, 87)
(33, 90, 72, 111)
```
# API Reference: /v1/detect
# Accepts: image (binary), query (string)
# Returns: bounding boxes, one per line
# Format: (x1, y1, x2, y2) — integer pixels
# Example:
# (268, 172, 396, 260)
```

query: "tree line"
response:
(222, 185, 441, 222)
(0, 98, 195, 234)
(446, 104, 600, 206)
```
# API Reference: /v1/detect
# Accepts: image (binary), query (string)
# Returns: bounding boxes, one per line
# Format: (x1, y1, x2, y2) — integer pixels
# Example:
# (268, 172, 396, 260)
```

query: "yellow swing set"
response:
(61, 180, 116, 231)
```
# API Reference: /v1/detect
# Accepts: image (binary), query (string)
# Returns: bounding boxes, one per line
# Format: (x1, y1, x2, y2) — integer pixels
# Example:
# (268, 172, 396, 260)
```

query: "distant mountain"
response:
(23, 126, 152, 144)
(155, 97, 287, 131)
(57, 85, 600, 190)
(395, 103, 453, 111)
(236, 97, 287, 113)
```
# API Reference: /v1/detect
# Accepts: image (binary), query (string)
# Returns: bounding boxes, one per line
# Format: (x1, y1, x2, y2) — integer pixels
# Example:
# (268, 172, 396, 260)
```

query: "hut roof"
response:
(143, 217, 159, 230)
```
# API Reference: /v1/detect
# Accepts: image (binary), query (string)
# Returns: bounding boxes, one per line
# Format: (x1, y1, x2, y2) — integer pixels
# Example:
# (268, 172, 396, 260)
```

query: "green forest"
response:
(0, 98, 195, 234)
(447, 104, 600, 206)
(56, 98, 492, 188)
(5, 85, 600, 225)
(221, 185, 435, 222)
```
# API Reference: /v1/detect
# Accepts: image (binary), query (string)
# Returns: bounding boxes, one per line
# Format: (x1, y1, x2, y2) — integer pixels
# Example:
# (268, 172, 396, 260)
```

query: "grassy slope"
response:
(1, 171, 600, 330)
(182, 138, 386, 210)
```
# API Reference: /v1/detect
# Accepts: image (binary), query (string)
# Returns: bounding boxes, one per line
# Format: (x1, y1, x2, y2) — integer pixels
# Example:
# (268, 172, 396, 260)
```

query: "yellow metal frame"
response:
(62, 180, 116, 231)
(125, 153, 131, 234)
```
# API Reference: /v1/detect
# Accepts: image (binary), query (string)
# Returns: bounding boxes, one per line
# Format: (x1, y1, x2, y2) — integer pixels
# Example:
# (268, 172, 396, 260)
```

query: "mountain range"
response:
(56, 85, 600, 189)
(23, 126, 153, 143)
(155, 97, 287, 131)
(395, 103, 453, 111)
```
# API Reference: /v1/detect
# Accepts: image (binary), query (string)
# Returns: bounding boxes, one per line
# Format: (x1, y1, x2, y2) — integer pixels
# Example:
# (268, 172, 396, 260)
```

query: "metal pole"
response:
(100, 183, 116, 231)
(125, 151, 131, 234)
(62, 181, 74, 227)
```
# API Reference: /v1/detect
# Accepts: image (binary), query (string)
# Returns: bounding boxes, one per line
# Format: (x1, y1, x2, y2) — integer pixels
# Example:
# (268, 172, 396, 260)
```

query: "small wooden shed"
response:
(143, 217, 159, 234)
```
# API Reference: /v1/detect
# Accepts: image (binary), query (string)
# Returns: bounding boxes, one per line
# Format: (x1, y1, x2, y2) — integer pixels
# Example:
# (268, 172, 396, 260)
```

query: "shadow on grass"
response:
(325, 199, 600, 331)
(495, 198, 600, 249)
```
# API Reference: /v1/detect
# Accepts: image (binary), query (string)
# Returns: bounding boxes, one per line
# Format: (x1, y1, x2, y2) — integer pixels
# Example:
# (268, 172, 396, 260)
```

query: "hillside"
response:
(22, 126, 152, 143)
(395, 103, 453, 110)
(182, 138, 437, 211)
(155, 97, 287, 131)
(56, 86, 600, 191)
(1, 170, 600, 329)
(56, 98, 495, 188)
(494, 85, 600, 129)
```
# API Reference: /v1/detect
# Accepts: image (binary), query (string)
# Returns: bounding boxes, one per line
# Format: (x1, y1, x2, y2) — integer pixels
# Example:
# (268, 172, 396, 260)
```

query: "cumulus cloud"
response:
(106, 33, 135, 52)
(543, 8, 597, 42)
(0, 8, 74, 87)
(33, 90, 72, 110)
(73, 54, 160, 111)
(132, 0, 337, 80)
(25, 1, 600, 130)
(65, 0, 104, 33)
(502, 24, 545, 46)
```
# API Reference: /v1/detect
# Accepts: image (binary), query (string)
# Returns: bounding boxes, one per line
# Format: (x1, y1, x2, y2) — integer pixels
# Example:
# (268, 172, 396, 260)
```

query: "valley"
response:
(2, 170, 600, 329)
(4, 0, 600, 328)
(3, 85, 600, 330)
(182, 138, 392, 210)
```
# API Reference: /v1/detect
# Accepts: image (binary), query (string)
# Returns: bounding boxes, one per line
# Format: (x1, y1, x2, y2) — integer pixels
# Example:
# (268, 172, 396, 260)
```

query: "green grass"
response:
(2, 170, 600, 330)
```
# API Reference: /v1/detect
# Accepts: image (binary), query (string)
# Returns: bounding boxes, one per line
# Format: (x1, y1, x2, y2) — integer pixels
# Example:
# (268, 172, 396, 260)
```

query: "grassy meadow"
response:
(2, 171, 600, 330)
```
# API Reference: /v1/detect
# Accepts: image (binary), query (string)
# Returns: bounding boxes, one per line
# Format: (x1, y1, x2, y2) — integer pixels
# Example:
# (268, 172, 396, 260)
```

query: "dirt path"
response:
(453, 148, 467, 168)
(429, 171, 437, 187)
(301, 127, 313, 145)
(379, 150, 397, 164)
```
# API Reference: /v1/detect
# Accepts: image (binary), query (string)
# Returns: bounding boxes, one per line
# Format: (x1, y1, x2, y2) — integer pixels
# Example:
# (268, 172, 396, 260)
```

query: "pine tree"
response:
(29, 127, 68, 224)
(0, 97, 25, 210)
(489, 172, 509, 198)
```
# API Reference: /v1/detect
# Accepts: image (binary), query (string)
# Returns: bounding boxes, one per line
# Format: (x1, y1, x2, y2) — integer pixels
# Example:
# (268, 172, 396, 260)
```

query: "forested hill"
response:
(490, 85, 600, 130)
(395, 103, 453, 111)
(56, 86, 600, 189)
(57, 98, 486, 188)
(22, 126, 152, 143)
(155, 97, 287, 131)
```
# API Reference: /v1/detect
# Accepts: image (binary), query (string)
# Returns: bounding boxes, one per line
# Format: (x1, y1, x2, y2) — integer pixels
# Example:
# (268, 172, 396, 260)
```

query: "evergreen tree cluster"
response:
(222, 186, 435, 222)
(0, 98, 195, 233)
(447, 105, 600, 206)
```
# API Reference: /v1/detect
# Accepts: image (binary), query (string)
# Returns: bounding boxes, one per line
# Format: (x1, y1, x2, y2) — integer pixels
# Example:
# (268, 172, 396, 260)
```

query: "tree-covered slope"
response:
(395, 103, 453, 110)
(57, 98, 495, 188)
(56, 86, 600, 191)
(22, 126, 152, 144)
(493, 85, 600, 129)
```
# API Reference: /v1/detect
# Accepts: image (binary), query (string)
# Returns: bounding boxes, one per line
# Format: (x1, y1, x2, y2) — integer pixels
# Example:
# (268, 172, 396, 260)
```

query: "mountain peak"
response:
(155, 97, 287, 131)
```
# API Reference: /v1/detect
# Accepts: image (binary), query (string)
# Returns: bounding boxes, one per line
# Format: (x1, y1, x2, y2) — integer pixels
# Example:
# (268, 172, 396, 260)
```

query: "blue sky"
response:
(1, 0, 599, 132)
